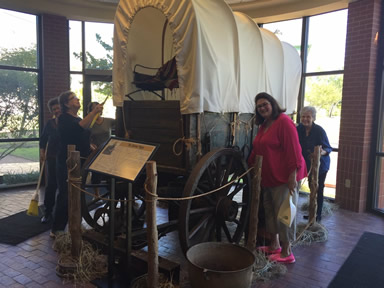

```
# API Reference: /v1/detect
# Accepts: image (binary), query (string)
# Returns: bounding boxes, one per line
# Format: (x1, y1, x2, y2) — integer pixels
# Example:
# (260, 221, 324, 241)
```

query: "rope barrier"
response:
(291, 217, 315, 246)
(68, 166, 254, 204)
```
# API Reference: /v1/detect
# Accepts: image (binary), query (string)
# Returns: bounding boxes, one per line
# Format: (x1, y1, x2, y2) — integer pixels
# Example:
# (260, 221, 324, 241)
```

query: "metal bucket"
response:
(186, 242, 255, 288)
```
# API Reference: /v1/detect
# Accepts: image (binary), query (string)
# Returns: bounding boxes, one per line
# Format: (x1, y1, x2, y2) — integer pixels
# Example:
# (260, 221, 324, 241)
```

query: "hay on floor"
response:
(293, 222, 328, 246)
(300, 197, 339, 217)
(130, 273, 176, 288)
(53, 232, 107, 283)
(252, 251, 287, 283)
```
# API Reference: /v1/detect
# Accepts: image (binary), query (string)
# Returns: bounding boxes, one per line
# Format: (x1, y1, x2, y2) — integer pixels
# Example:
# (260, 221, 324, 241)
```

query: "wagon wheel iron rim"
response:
(178, 148, 251, 254)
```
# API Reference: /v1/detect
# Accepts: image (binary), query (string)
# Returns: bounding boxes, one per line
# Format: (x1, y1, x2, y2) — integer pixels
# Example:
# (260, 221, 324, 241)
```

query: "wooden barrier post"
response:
(145, 161, 159, 287)
(246, 155, 263, 254)
(68, 150, 82, 258)
(309, 146, 321, 224)
(67, 145, 76, 229)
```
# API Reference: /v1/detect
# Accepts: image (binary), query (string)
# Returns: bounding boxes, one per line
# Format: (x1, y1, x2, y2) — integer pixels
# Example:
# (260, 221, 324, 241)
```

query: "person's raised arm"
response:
(79, 104, 103, 128)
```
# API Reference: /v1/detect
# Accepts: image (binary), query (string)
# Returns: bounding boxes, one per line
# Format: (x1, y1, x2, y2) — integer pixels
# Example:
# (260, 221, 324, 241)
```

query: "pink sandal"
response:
(268, 252, 296, 263)
(256, 246, 282, 255)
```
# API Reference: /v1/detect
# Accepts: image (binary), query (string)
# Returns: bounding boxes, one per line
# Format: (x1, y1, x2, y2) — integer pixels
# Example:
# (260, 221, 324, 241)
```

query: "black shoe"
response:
(41, 214, 52, 224)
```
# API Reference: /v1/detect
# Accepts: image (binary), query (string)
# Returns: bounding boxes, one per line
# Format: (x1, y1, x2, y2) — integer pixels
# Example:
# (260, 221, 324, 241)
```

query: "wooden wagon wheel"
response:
(178, 148, 251, 254)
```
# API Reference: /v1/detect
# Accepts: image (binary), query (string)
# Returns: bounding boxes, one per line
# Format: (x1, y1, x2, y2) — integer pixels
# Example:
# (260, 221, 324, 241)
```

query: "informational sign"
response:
(87, 137, 158, 182)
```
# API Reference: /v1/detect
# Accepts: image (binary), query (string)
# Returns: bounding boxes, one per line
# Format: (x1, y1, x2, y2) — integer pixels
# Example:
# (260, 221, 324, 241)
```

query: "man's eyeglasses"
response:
(256, 102, 270, 110)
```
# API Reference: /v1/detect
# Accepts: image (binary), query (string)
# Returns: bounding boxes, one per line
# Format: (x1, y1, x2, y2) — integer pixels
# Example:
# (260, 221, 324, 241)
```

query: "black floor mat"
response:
(0, 207, 50, 245)
(328, 231, 384, 288)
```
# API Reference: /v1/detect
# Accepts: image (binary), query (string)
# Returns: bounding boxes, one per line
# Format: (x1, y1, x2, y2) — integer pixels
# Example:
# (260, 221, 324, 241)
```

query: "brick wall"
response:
(40, 14, 70, 126)
(335, 0, 382, 212)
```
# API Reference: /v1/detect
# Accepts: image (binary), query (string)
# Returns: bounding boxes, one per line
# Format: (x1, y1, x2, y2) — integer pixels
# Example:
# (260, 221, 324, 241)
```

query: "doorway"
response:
(83, 74, 114, 119)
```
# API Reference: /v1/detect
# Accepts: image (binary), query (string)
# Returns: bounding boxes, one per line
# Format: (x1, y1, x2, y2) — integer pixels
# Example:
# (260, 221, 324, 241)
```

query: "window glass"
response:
(307, 10, 347, 72)
(304, 74, 343, 149)
(84, 22, 113, 70)
(0, 141, 39, 185)
(69, 20, 83, 72)
(263, 18, 303, 54)
(91, 81, 115, 119)
(70, 74, 84, 115)
(302, 74, 343, 199)
(0, 9, 37, 68)
(0, 70, 39, 139)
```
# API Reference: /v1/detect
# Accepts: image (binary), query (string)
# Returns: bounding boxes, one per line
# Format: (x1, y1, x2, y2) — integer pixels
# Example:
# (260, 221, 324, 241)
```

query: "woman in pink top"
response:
(248, 92, 307, 263)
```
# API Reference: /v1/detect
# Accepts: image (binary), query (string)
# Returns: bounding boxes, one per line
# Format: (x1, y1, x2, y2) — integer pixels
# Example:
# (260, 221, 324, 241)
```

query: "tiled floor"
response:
(1, 185, 384, 287)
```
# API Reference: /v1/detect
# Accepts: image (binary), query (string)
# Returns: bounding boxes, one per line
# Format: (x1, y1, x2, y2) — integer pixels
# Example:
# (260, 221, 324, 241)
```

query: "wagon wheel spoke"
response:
(179, 148, 251, 254)
(215, 222, 222, 241)
(188, 214, 209, 240)
(195, 186, 216, 205)
(188, 213, 212, 240)
(221, 221, 233, 242)
(214, 158, 224, 188)
(201, 217, 216, 242)
(222, 157, 234, 185)
(190, 206, 215, 215)
(206, 164, 216, 189)
(219, 165, 244, 197)
(228, 182, 247, 199)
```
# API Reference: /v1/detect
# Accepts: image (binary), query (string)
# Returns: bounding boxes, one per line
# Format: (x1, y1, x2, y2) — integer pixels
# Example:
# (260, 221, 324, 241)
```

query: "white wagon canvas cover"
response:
(113, 0, 240, 114)
(113, 0, 302, 115)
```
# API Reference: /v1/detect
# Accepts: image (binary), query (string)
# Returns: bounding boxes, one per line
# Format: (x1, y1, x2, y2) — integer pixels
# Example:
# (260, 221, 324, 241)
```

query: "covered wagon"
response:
(81, 0, 302, 254)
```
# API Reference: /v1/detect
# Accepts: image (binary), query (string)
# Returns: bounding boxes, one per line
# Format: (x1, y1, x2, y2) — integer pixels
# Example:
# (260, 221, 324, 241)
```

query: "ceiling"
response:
(0, 0, 354, 23)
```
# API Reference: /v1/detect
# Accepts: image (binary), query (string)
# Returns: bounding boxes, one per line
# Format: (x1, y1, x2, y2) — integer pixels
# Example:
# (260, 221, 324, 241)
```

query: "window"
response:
(0, 10, 37, 68)
(302, 11, 347, 198)
(263, 18, 303, 54)
(69, 21, 82, 72)
(0, 9, 40, 186)
(371, 28, 384, 212)
(306, 10, 347, 73)
(69, 20, 114, 119)
(263, 10, 348, 199)
(84, 22, 113, 70)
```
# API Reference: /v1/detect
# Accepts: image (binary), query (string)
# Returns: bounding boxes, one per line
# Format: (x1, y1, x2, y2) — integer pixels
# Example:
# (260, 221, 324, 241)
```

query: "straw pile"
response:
(53, 232, 107, 283)
(130, 273, 176, 288)
(300, 197, 339, 217)
(252, 251, 287, 282)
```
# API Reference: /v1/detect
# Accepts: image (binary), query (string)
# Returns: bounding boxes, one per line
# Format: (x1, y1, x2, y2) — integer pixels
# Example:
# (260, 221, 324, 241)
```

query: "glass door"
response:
(83, 74, 114, 119)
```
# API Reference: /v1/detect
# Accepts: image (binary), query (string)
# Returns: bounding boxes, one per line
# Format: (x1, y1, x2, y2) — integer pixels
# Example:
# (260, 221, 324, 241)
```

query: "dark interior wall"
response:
(336, 0, 382, 212)
(40, 13, 70, 125)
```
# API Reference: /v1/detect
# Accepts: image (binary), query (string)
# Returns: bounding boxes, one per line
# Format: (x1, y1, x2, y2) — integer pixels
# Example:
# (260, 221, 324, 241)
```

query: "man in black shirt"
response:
(39, 97, 60, 224)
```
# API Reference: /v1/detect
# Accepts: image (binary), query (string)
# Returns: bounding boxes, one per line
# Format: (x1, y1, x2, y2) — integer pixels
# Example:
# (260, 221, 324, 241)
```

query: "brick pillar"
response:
(335, 0, 382, 212)
(40, 14, 70, 125)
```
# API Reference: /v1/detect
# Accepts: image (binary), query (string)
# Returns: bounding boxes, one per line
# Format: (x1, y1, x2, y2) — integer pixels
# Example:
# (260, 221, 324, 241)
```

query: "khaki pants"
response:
(262, 184, 298, 243)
